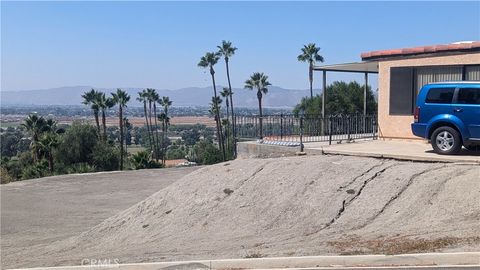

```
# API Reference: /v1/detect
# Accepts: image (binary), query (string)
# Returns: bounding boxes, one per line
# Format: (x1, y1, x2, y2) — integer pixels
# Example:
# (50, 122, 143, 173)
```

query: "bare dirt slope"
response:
(4, 155, 480, 268)
(1, 167, 200, 268)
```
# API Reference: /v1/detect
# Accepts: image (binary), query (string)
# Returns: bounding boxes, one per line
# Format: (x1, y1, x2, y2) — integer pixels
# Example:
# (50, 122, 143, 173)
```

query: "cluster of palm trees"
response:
(136, 88, 172, 165)
(22, 114, 63, 173)
(82, 88, 131, 170)
(199, 41, 275, 149)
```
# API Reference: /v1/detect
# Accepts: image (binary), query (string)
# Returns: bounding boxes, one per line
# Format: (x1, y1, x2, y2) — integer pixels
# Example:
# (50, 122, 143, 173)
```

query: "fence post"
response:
(300, 115, 304, 152)
(280, 113, 284, 140)
(328, 116, 333, 145)
(347, 115, 351, 141)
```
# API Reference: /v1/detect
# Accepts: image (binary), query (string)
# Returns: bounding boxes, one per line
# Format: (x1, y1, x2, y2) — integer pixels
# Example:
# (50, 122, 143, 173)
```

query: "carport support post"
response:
(322, 70, 326, 136)
(364, 72, 368, 116)
(364, 72, 368, 133)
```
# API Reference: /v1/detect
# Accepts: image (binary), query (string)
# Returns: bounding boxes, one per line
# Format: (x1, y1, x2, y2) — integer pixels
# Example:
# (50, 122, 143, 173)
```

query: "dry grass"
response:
(328, 235, 480, 255)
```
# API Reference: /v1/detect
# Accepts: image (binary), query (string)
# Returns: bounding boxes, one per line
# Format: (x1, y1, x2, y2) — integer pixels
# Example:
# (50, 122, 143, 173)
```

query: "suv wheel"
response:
(431, 126, 461, 155)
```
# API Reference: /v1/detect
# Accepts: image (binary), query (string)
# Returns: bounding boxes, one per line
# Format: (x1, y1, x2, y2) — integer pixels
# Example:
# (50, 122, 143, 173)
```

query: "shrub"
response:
(190, 140, 223, 165)
(130, 151, 161, 170)
(55, 122, 98, 166)
(92, 143, 119, 171)
(21, 160, 50, 180)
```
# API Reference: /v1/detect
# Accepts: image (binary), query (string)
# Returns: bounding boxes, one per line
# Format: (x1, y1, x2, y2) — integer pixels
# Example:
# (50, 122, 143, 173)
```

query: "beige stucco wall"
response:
(377, 52, 480, 140)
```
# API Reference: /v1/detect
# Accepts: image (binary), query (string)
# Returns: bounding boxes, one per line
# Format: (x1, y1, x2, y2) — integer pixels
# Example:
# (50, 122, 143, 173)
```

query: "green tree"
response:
(244, 72, 271, 139)
(182, 129, 200, 146)
(92, 143, 119, 171)
(198, 52, 226, 161)
(111, 89, 130, 170)
(297, 43, 324, 98)
(55, 122, 98, 166)
(37, 132, 60, 173)
(22, 114, 55, 161)
(190, 140, 223, 165)
(81, 89, 101, 135)
(293, 81, 377, 116)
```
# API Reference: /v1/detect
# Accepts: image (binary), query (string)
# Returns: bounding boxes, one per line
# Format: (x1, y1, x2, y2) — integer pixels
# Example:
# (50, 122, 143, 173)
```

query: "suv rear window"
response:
(457, 88, 480, 105)
(425, 88, 455, 104)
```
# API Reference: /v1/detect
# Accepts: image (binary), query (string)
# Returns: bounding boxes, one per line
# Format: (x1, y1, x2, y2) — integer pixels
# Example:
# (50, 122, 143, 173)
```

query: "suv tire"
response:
(431, 126, 462, 155)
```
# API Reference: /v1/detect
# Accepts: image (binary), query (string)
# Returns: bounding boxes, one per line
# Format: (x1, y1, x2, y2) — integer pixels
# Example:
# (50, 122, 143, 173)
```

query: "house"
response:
(314, 41, 480, 140)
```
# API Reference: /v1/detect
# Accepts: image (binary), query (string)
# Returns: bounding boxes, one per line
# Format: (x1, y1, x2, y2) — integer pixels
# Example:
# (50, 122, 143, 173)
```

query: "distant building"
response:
(315, 41, 480, 140)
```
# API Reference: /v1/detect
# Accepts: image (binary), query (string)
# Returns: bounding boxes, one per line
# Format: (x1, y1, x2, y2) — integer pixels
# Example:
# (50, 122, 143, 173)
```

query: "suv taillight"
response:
(414, 106, 420, 123)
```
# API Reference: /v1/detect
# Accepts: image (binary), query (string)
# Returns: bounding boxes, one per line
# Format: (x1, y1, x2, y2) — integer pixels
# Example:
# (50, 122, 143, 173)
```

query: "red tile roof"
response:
(361, 41, 480, 61)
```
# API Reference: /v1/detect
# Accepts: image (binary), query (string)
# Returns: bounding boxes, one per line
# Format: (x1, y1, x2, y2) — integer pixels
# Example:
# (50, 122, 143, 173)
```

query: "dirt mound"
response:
(11, 155, 480, 267)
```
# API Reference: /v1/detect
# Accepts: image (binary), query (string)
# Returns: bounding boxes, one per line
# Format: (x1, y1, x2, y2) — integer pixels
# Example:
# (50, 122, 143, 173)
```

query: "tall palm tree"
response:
(145, 88, 159, 159)
(81, 89, 101, 136)
(151, 90, 161, 160)
(217, 41, 237, 154)
(297, 43, 324, 98)
(157, 112, 169, 165)
(220, 87, 231, 151)
(94, 92, 114, 142)
(37, 132, 59, 173)
(198, 52, 226, 161)
(111, 88, 130, 170)
(159, 96, 172, 165)
(137, 90, 153, 153)
(22, 114, 48, 161)
(245, 72, 271, 139)
(209, 96, 224, 155)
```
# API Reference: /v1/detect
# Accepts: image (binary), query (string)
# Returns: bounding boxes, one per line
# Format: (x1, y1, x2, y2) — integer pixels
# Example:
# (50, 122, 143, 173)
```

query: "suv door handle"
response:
(453, 108, 463, 113)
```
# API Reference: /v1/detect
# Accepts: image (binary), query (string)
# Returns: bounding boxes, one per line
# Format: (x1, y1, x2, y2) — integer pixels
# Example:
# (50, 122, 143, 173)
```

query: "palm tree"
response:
(94, 92, 114, 141)
(157, 112, 169, 165)
(37, 132, 59, 173)
(297, 43, 324, 98)
(22, 114, 48, 161)
(220, 87, 231, 151)
(159, 96, 172, 165)
(81, 89, 101, 136)
(217, 41, 237, 154)
(137, 90, 153, 153)
(209, 96, 224, 154)
(111, 88, 130, 170)
(245, 72, 271, 139)
(198, 52, 226, 161)
(145, 88, 159, 159)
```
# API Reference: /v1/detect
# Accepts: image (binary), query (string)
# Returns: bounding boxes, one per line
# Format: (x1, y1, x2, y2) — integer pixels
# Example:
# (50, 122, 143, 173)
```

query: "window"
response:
(389, 67, 414, 115)
(425, 88, 455, 104)
(457, 88, 480, 104)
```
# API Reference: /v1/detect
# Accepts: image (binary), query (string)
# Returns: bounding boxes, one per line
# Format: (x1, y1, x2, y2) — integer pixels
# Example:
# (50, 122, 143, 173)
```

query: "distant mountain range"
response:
(1, 86, 315, 108)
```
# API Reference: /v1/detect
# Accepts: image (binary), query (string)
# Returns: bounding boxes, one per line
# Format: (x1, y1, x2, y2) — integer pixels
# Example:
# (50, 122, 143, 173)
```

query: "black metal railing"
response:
(234, 114, 377, 144)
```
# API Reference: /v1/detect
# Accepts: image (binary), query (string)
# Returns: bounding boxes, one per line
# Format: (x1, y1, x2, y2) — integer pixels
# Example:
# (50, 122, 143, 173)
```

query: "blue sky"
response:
(1, 1, 479, 92)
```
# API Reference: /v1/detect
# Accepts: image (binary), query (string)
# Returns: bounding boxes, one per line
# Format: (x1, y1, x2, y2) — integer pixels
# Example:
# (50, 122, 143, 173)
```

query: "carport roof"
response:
(313, 61, 378, 74)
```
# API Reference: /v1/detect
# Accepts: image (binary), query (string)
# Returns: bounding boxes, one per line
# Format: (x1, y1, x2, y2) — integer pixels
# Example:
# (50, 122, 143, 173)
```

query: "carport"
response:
(313, 61, 379, 117)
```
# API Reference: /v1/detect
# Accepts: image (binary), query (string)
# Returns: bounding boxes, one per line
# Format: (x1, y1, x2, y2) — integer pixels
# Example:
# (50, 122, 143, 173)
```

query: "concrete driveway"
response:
(1, 167, 199, 256)
(306, 140, 480, 163)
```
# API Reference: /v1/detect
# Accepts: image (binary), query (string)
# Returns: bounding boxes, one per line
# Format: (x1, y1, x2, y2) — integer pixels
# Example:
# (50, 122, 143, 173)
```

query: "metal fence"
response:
(234, 114, 377, 144)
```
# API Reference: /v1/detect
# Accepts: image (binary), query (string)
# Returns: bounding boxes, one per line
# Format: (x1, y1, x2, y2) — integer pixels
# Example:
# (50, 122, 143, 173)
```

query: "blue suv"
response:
(411, 82, 480, 154)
